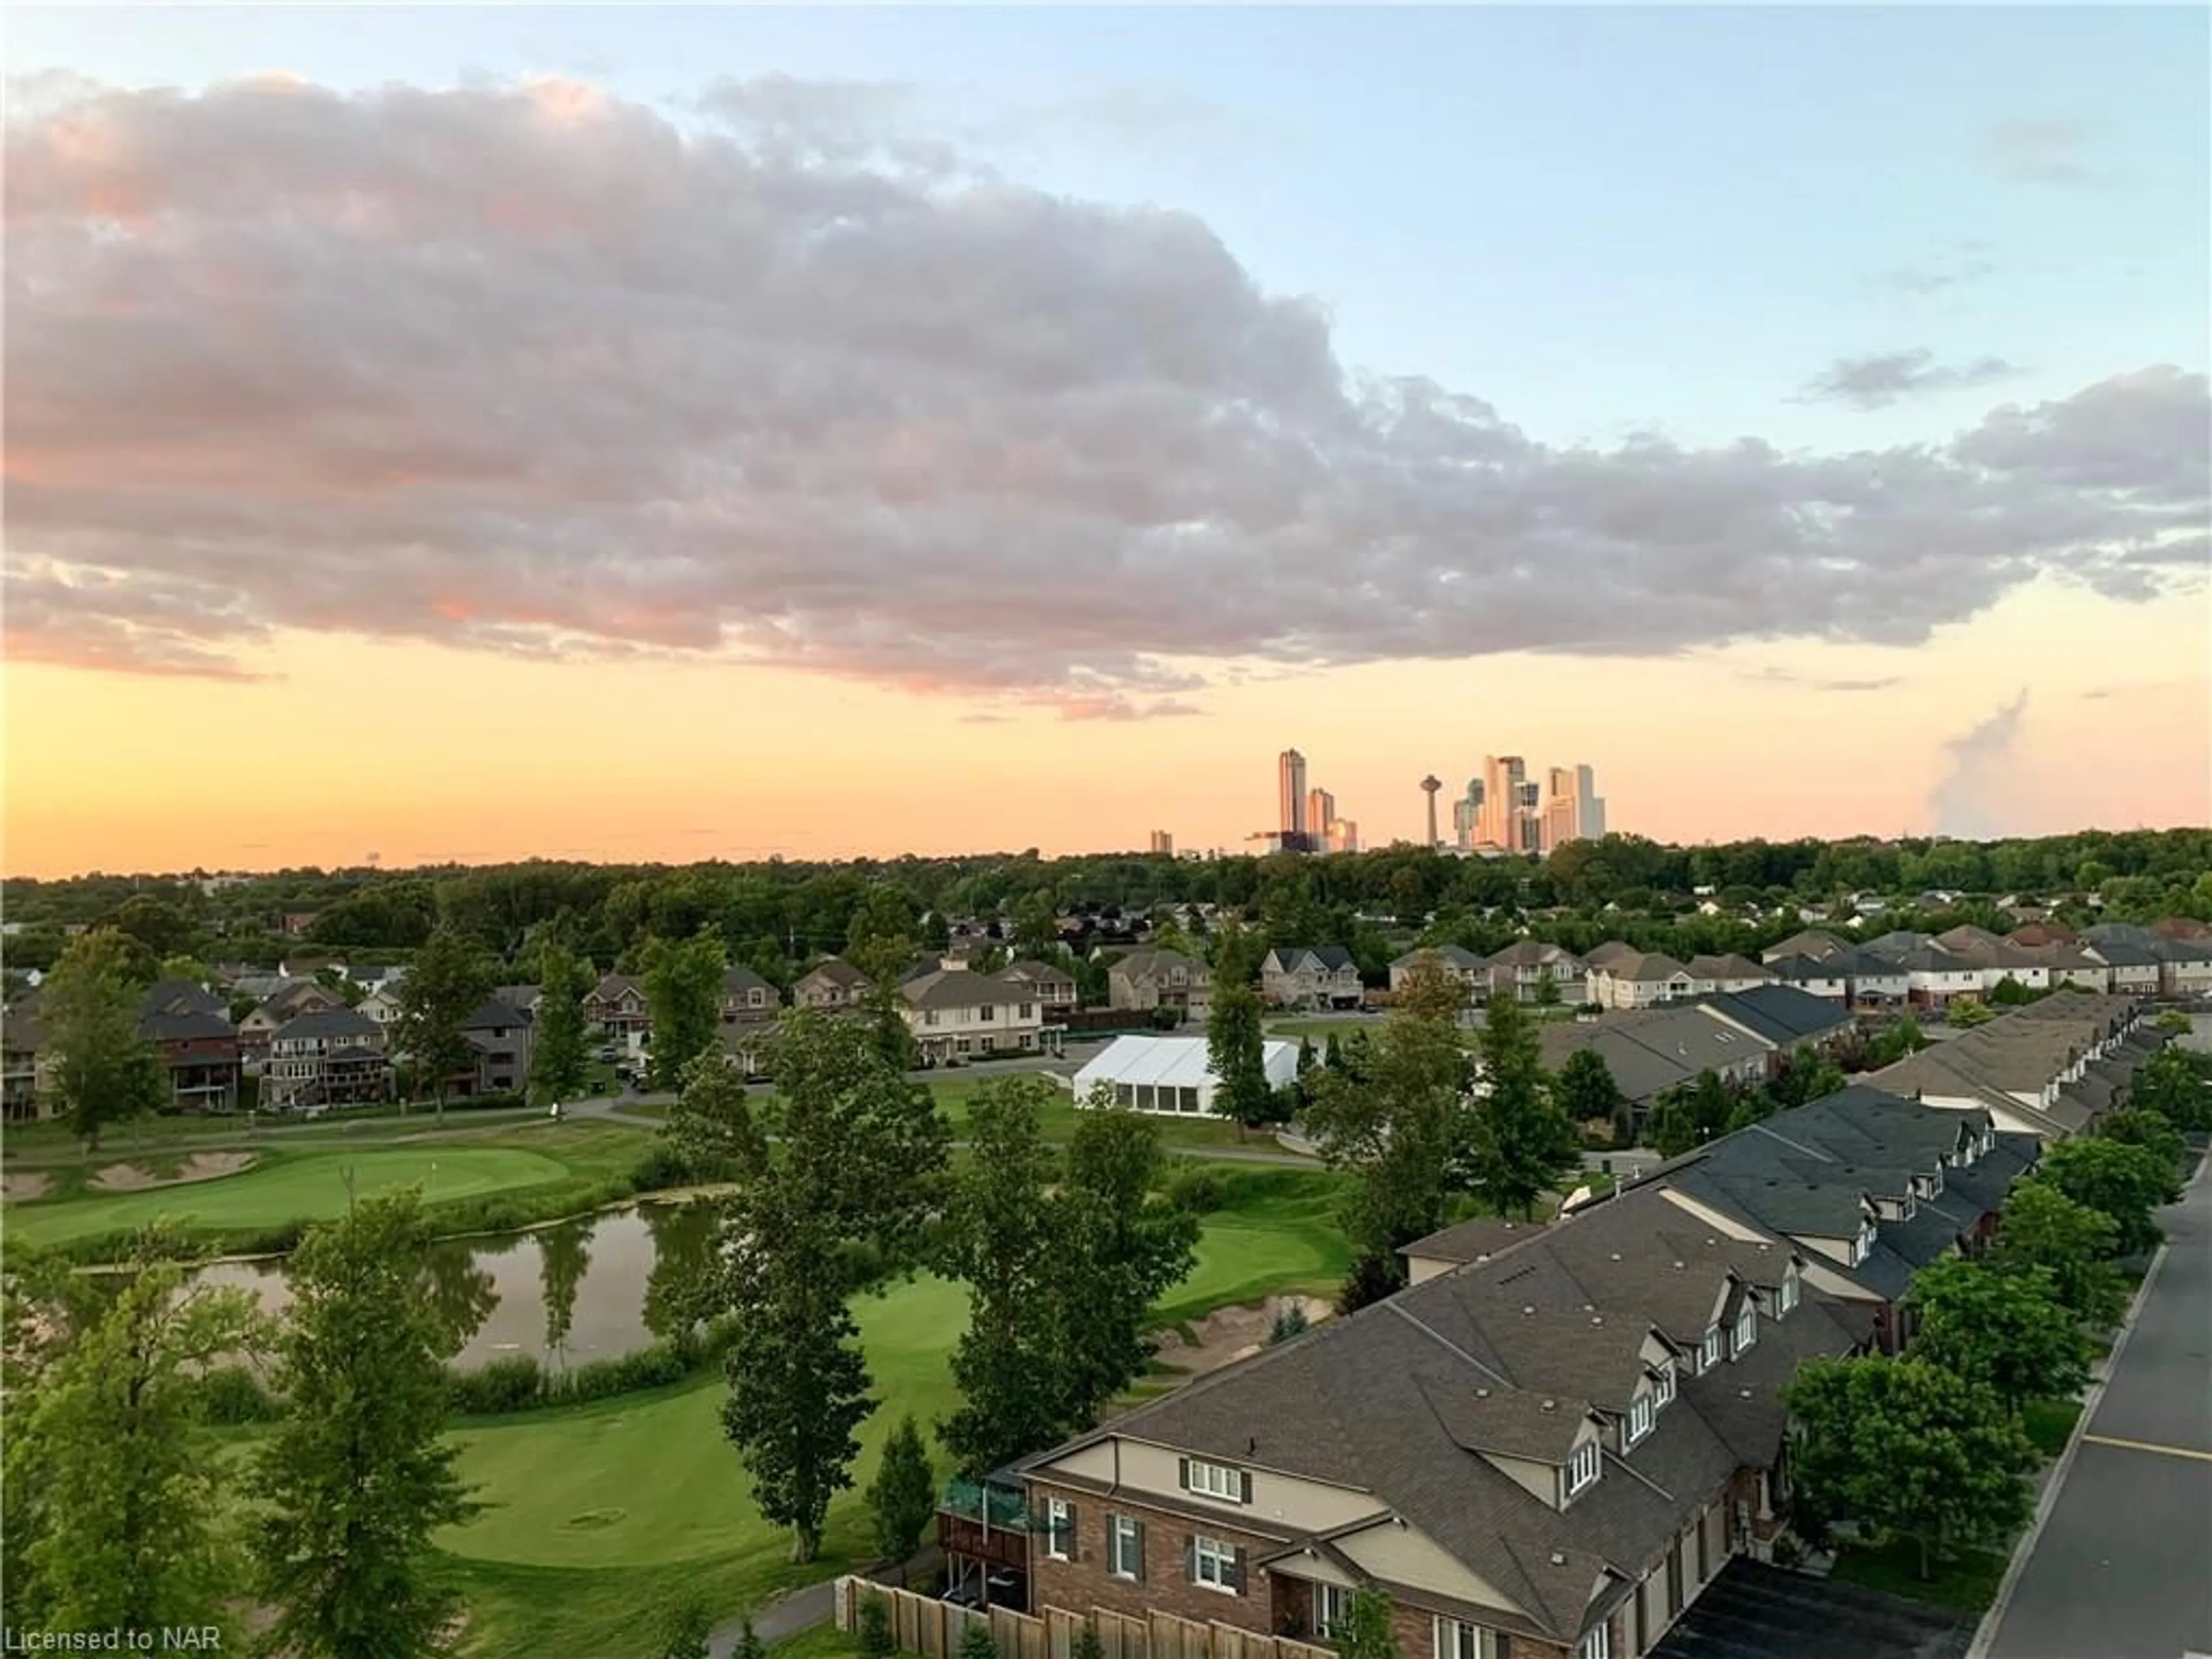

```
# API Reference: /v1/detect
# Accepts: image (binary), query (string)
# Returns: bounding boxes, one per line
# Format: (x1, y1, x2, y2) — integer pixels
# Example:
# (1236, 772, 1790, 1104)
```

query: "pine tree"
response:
(1466, 992, 1578, 1219)
(251, 1192, 480, 1658)
(958, 1620, 1001, 1659)
(868, 1415, 938, 1563)
(528, 941, 592, 1105)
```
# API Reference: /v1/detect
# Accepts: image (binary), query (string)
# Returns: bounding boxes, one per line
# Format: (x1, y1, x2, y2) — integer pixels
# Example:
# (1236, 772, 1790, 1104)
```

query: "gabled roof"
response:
(1110, 947, 1204, 980)
(1485, 940, 1583, 971)
(1762, 952, 1850, 986)
(1264, 945, 1355, 974)
(722, 964, 778, 998)
(587, 972, 645, 1002)
(1760, 930, 1850, 964)
(1393, 944, 1486, 971)
(1604, 950, 1694, 984)
(139, 1008, 236, 1043)
(1001, 957, 1075, 983)
(274, 1006, 381, 1043)
(1687, 954, 1771, 983)
(1402, 1215, 1552, 1267)
(1693, 984, 1856, 1046)
(141, 979, 227, 1020)
(901, 968, 1021, 1011)
(461, 995, 533, 1032)
(797, 958, 873, 988)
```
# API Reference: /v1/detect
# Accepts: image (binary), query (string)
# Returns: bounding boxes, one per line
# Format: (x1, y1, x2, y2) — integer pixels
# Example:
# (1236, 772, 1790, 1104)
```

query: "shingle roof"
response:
(1395, 944, 1484, 971)
(1402, 1215, 1552, 1267)
(1688, 955, 1771, 983)
(275, 1006, 381, 1042)
(901, 968, 1023, 1011)
(142, 979, 227, 1020)
(461, 995, 533, 1031)
(722, 964, 777, 998)
(1760, 930, 1851, 964)
(139, 1008, 236, 1043)
(799, 959, 873, 988)
(1265, 946, 1355, 974)
(1693, 985, 1855, 1045)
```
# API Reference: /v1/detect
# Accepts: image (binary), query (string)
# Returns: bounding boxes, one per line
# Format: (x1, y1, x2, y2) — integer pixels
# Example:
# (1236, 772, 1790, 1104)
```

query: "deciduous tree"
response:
(527, 941, 592, 1105)
(1332, 1585, 1402, 1659)
(251, 1192, 480, 1658)
(1466, 991, 1578, 1218)
(4, 1229, 262, 1642)
(868, 1414, 938, 1564)
(1990, 1181, 2126, 1330)
(1551, 1048, 1623, 1138)
(396, 921, 495, 1122)
(2130, 1046, 2211, 1132)
(2038, 1137, 2175, 1256)
(1652, 1070, 1733, 1158)
(1906, 1256, 2088, 1412)
(40, 927, 169, 1151)
(1206, 980, 1275, 1135)
(1786, 1357, 2036, 1581)
(643, 930, 728, 1089)
(2097, 1108, 2187, 1193)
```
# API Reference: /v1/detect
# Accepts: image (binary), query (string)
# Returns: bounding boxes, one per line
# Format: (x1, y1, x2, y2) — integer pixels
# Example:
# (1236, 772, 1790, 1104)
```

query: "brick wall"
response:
(1387, 1599, 1570, 1659)
(1026, 1481, 1283, 1635)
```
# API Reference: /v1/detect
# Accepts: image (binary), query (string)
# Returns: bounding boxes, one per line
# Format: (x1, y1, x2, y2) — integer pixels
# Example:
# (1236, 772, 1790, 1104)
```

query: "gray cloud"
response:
(1863, 245, 1997, 300)
(1983, 118, 2095, 185)
(1798, 349, 2028, 410)
(1742, 667, 1904, 694)
(1928, 690, 2031, 838)
(5, 77, 2208, 717)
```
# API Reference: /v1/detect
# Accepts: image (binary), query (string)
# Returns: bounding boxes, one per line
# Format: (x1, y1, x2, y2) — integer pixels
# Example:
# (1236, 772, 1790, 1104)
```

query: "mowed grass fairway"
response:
(437, 1168, 1351, 1657)
(2, 1122, 652, 1249)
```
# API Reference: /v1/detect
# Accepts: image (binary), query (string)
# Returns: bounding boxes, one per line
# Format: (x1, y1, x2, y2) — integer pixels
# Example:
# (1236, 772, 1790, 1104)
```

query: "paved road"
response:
(1984, 1160, 2212, 1659)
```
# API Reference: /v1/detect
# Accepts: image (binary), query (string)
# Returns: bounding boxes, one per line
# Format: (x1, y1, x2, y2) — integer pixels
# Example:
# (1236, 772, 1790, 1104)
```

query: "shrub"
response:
(858, 1594, 895, 1659)
(1164, 1165, 1225, 1215)
(198, 1363, 279, 1424)
(1267, 1305, 1309, 1345)
(446, 1353, 546, 1415)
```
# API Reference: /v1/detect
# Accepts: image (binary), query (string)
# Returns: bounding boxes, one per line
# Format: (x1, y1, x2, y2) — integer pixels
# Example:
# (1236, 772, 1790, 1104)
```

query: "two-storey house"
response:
(794, 959, 874, 1012)
(1261, 947, 1363, 1011)
(1000, 959, 1080, 1018)
(1108, 949, 1213, 1020)
(263, 1006, 389, 1112)
(1387, 946, 1486, 998)
(1482, 941, 1589, 1005)
(460, 995, 535, 1096)
(900, 969, 1046, 1065)
(584, 972, 652, 1055)
(1586, 951, 1699, 1011)
(237, 979, 343, 1070)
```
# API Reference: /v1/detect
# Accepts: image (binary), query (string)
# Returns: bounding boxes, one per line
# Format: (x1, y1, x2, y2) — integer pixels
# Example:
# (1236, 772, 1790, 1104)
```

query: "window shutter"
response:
(1496, 1637, 1513, 1659)
(1185, 1536, 1198, 1582)
(1065, 1502, 1079, 1559)
(1179, 1457, 1192, 1492)
(1132, 1521, 1146, 1583)
(1240, 1469, 1254, 1505)
(1232, 1548, 1249, 1594)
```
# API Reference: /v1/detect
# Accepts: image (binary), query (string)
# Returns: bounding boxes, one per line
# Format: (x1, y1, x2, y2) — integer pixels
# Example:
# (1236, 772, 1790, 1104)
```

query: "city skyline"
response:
(3, 6, 2208, 878)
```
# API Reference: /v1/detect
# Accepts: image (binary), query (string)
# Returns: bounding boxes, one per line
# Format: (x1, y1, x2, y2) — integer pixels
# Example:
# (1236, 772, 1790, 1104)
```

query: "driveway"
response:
(1651, 1559, 1974, 1659)
(1981, 1158, 2212, 1659)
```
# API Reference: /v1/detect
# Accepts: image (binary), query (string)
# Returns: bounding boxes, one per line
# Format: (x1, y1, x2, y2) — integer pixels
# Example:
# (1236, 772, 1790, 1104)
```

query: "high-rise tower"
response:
(1421, 775, 1442, 849)
(1278, 749, 1308, 842)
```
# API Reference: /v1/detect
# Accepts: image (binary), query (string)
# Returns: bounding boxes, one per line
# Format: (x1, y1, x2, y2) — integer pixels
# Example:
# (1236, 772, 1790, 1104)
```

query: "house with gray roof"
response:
(1691, 985, 1855, 1060)
(1759, 930, 1851, 966)
(263, 1005, 389, 1112)
(794, 957, 873, 1012)
(899, 968, 1046, 1065)
(1262, 947, 1363, 1010)
(1013, 1177, 1869, 1659)
(1000, 958, 1079, 1015)
(459, 995, 534, 1096)
(1387, 945, 1484, 998)
(1685, 955, 1772, 994)
(1866, 990, 2157, 1141)
(1107, 948, 1213, 1019)
(1586, 951, 1699, 1011)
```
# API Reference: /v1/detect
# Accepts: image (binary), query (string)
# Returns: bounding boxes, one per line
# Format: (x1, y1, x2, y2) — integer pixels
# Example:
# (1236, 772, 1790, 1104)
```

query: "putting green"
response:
(4, 1147, 577, 1247)
(442, 1274, 971, 1570)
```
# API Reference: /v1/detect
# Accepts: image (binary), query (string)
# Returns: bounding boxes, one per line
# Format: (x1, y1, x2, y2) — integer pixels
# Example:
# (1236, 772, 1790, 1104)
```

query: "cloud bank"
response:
(1798, 349, 2027, 411)
(5, 76, 2208, 716)
(1928, 690, 2032, 839)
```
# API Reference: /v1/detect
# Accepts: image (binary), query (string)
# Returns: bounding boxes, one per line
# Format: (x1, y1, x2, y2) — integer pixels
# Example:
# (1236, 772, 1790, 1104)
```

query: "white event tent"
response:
(1070, 1033, 1300, 1117)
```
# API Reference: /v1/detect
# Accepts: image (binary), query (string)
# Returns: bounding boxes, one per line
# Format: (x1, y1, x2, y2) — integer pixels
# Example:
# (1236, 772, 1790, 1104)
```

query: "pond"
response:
(198, 1199, 720, 1370)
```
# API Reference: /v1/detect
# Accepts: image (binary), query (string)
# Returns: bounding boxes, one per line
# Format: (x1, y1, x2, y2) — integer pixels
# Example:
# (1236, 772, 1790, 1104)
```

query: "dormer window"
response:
(1778, 1274, 1800, 1316)
(1654, 1361, 1677, 1409)
(1179, 1458, 1249, 1504)
(1853, 1219, 1877, 1266)
(1699, 1327, 1722, 1372)
(1732, 1304, 1758, 1356)
(1626, 1394, 1654, 1447)
(1565, 1439, 1601, 1498)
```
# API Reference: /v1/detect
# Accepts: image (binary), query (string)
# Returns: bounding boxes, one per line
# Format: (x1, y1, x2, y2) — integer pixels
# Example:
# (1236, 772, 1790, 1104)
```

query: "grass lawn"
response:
(2023, 1396, 2084, 1458)
(2, 1122, 652, 1249)
(923, 1075, 1256, 1152)
(437, 1169, 1351, 1657)
(1828, 1535, 2008, 1612)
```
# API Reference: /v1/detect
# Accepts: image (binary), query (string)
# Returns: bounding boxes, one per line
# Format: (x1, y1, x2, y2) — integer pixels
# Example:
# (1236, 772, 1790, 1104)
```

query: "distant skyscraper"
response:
(1149, 830, 1175, 857)
(1539, 763, 1607, 851)
(1453, 779, 1483, 850)
(1421, 775, 1442, 849)
(1306, 787, 1335, 839)
(1327, 817, 1360, 855)
(1480, 756, 1527, 849)
(1278, 749, 1308, 840)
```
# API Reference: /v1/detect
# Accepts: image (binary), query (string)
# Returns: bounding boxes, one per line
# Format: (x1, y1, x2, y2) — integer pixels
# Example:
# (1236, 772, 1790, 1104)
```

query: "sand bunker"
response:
(1153, 1293, 1336, 1378)
(89, 1150, 258, 1192)
(1, 1171, 52, 1202)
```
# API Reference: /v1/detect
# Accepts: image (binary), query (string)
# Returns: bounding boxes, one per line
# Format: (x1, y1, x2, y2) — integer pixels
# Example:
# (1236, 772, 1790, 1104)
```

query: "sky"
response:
(3, 5, 2208, 877)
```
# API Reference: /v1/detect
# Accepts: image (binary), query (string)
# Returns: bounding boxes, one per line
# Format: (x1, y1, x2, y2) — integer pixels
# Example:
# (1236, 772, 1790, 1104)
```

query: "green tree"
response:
(858, 1594, 896, 1659)
(1764, 1050, 1849, 1113)
(658, 1601, 713, 1659)
(251, 1192, 480, 1659)
(2152, 1009, 2191, 1037)
(868, 1414, 938, 1564)
(1990, 1182, 2126, 1330)
(2097, 1109, 2187, 1195)
(109, 893, 197, 959)
(1906, 1256, 2088, 1413)
(40, 927, 170, 1151)
(395, 921, 495, 1122)
(1533, 969, 1562, 1008)
(1332, 1585, 1402, 1659)
(717, 1010, 948, 1562)
(1652, 1070, 1735, 1158)
(527, 941, 592, 1105)
(661, 1047, 762, 1183)
(1786, 1357, 2037, 1581)
(4, 1229, 261, 1641)
(937, 1074, 1067, 1475)
(2039, 1137, 2175, 1256)
(1206, 979, 1275, 1135)
(1950, 1000, 1995, 1029)
(2130, 1047, 2211, 1132)
(1051, 1106, 1202, 1428)
(643, 930, 728, 1089)
(959, 1622, 1002, 1659)
(1551, 1048, 1623, 1138)
(1467, 991, 1579, 1218)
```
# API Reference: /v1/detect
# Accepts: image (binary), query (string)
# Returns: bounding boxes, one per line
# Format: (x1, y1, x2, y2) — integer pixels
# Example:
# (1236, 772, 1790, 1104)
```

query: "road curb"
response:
(1966, 1151, 2206, 1659)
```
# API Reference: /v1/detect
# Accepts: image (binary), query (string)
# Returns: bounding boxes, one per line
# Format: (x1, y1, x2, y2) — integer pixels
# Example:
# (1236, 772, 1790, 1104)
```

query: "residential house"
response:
(1586, 950, 1700, 1011)
(900, 969, 1046, 1065)
(584, 972, 652, 1054)
(1837, 950, 1911, 1010)
(1758, 930, 1851, 965)
(1758, 954, 1853, 1003)
(1107, 949, 1213, 1020)
(2150, 932, 2212, 997)
(1261, 947, 1363, 1011)
(1930, 927, 2052, 995)
(794, 959, 873, 1012)
(139, 991, 243, 1113)
(237, 979, 343, 1070)
(1684, 955, 1773, 995)
(1000, 959, 1080, 1017)
(493, 983, 546, 1017)
(1014, 1177, 1872, 1659)
(1482, 941, 1589, 1005)
(1387, 945, 1485, 998)
(1538, 1004, 1776, 1132)
(1690, 986, 1856, 1075)
(2008, 923, 2078, 949)
(2016, 942, 2111, 993)
(262, 1006, 389, 1112)
(721, 964, 781, 1021)
(2074, 936, 2163, 998)
(1866, 990, 2158, 1141)
(2, 1003, 50, 1122)
(459, 996, 534, 1096)
(1858, 940, 1982, 1010)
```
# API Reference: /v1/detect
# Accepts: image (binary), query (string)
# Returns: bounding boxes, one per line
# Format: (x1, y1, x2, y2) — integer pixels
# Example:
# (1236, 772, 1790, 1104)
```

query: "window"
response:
(1432, 1619, 1496, 1659)
(1699, 1328, 1722, 1372)
(1181, 1459, 1246, 1502)
(1578, 1622, 1612, 1659)
(923, 1010, 939, 1027)
(1566, 1439, 1601, 1498)
(979, 1002, 995, 1021)
(1316, 1584, 1351, 1639)
(1778, 1274, 1800, 1315)
(1733, 1304, 1758, 1356)
(1044, 1498, 1073, 1561)
(1107, 1514, 1143, 1579)
(1190, 1535, 1239, 1592)
(1018, 1002, 1035, 1020)
(1654, 1362, 1677, 1409)
(1627, 1394, 1654, 1446)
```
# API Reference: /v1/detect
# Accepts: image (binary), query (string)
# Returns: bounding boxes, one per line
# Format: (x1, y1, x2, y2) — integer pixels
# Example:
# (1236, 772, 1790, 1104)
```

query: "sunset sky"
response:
(5, 6, 2207, 877)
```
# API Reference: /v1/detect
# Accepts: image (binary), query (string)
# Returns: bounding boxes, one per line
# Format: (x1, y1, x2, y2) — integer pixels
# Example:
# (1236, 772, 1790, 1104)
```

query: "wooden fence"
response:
(834, 1579, 1335, 1659)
